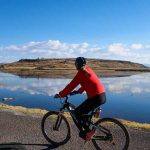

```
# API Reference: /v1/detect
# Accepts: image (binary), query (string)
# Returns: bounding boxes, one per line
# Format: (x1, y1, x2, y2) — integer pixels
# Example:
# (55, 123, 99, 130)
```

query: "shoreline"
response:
(0, 103, 150, 130)
(1, 69, 150, 78)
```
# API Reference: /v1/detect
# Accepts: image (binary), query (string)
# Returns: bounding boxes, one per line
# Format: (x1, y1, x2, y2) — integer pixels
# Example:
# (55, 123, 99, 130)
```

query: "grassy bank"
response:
(0, 103, 150, 130)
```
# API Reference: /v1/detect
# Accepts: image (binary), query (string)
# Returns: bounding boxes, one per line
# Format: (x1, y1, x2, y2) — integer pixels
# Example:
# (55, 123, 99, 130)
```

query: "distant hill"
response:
(0, 58, 149, 78)
(2, 58, 147, 69)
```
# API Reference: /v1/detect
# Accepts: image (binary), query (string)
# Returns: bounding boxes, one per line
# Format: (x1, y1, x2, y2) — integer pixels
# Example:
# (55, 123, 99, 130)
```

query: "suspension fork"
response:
(53, 113, 63, 131)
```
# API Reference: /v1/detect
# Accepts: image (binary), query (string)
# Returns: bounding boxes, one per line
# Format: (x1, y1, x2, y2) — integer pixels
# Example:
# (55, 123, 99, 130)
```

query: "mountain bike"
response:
(41, 93, 130, 149)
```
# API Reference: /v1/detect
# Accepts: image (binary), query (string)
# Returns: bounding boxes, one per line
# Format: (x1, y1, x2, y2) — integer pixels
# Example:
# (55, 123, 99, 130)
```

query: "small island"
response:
(0, 58, 149, 78)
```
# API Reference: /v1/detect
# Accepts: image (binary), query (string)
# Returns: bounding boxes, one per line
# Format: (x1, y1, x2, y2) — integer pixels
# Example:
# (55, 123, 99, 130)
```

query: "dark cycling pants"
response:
(74, 92, 106, 131)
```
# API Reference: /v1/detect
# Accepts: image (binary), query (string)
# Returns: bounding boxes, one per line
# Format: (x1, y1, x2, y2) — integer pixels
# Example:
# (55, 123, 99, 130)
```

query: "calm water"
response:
(0, 72, 150, 123)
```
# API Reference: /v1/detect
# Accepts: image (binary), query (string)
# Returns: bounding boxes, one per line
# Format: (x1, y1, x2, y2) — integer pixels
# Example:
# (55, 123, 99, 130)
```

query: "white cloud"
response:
(107, 43, 150, 64)
(131, 43, 143, 50)
(69, 44, 80, 49)
(0, 40, 150, 64)
(0, 40, 93, 57)
(145, 45, 150, 49)
(81, 42, 89, 49)
(108, 43, 130, 56)
(47, 40, 68, 50)
(78, 42, 89, 54)
(89, 45, 101, 52)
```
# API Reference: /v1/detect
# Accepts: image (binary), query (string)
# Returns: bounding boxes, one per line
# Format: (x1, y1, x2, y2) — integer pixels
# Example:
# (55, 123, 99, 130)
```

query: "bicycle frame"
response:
(59, 96, 83, 131)
(42, 95, 129, 149)
(58, 96, 113, 141)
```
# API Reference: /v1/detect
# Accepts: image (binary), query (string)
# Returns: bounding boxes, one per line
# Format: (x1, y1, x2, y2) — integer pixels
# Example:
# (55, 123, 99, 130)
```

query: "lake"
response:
(0, 72, 150, 123)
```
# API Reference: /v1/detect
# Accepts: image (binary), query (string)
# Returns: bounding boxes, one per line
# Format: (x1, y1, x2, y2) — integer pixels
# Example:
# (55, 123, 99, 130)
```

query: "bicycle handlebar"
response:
(54, 91, 78, 103)
(54, 91, 78, 98)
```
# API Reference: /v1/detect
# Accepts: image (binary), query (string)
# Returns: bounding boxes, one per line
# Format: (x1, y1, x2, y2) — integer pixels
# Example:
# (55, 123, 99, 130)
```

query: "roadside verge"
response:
(0, 103, 150, 131)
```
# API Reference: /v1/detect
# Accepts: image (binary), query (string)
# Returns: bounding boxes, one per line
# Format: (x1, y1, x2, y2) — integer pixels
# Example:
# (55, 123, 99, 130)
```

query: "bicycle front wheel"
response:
(92, 118, 130, 150)
(41, 111, 71, 145)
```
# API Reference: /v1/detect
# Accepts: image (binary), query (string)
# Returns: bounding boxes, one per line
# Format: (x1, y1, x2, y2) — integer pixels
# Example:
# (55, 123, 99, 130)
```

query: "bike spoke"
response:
(92, 118, 129, 150)
(41, 111, 71, 145)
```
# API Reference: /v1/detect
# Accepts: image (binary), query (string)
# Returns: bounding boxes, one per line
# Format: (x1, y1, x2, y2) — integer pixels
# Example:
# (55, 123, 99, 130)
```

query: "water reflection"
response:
(104, 73, 150, 94)
(0, 72, 150, 123)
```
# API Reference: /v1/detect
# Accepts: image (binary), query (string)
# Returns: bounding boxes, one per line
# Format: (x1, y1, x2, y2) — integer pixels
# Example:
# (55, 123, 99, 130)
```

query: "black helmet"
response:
(75, 57, 86, 69)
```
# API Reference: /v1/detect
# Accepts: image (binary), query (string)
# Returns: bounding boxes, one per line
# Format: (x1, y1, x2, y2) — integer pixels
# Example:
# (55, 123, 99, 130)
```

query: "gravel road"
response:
(0, 111, 150, 150)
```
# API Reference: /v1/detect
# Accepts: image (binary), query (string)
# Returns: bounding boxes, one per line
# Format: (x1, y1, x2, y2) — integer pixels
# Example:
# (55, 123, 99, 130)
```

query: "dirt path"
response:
(0, 111, 150, 150)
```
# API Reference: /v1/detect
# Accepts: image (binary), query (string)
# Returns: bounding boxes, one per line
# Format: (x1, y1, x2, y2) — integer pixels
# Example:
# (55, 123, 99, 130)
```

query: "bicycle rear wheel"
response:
(41, 111, 71, 145)
(92, 118, 130, 150)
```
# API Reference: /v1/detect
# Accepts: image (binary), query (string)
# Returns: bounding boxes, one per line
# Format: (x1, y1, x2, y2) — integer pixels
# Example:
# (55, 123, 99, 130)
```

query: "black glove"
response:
(70, 90, 79, 95)
(54, 94, 61, 98)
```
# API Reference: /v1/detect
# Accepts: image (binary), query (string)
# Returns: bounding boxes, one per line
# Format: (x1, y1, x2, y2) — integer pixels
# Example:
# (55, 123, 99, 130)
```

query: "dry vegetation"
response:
(0, 58, 149, 78)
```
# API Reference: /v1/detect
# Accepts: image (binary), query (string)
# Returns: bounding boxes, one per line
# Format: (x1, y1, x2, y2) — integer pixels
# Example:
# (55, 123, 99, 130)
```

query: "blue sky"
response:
(0, 0, 150, 64)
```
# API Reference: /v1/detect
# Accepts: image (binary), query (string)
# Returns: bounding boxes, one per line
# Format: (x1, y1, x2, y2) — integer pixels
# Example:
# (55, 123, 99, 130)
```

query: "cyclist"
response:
(54, 57, 106, 141)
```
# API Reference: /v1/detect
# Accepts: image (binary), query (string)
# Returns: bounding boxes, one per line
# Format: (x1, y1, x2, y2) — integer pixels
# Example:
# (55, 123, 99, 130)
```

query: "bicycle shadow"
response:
(0, 142, 59, 150)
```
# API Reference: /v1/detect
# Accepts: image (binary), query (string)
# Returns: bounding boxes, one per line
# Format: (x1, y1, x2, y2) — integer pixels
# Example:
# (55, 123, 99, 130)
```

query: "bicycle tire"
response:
(41, 111, 71, 146)
(92, 118, 130, 150)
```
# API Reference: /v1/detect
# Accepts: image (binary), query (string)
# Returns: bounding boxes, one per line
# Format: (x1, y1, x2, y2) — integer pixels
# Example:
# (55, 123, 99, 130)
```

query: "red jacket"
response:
(59, 66, 105, 98)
